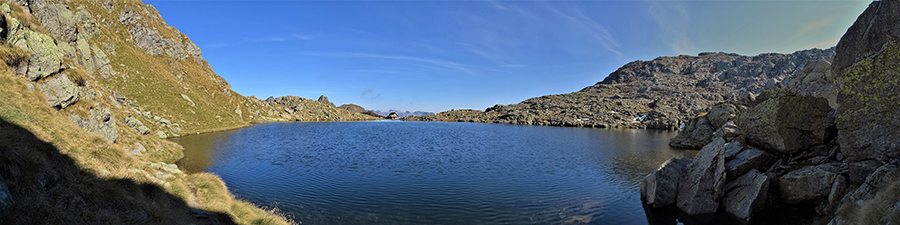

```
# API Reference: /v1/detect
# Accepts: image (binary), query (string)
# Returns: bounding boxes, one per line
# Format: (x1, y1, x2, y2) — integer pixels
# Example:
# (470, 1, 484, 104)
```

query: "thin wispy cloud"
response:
(203, 33, 317, 48)
(304, 52, 476, 75)
(785, 18, 833, 43)
(805, 38, 840, 49)
(545, 3, 622, 57)
(648, 1, 698, 55)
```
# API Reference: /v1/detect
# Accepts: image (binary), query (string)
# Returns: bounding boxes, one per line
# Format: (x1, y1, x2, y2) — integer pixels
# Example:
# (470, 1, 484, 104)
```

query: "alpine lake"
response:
(173, 121, 696, 224)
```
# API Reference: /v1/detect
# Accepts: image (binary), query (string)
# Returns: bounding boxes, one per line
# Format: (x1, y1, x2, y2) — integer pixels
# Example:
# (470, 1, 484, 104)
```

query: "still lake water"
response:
(173, 121, 696, 225)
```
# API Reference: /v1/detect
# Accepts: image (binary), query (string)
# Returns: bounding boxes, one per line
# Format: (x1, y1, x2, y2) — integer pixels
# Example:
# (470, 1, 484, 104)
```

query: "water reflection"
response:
(174, 122, 698, 225)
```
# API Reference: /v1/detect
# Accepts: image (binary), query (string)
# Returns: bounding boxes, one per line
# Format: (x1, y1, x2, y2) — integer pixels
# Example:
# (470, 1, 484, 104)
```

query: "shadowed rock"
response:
(669, 115, 715, 149)
(677, 137, 726, 215)
(723, 169, 770, 223)
(832, 0, 900, 163)
(737, 95, 835, 153)
(642, 158, 692, 208)
(779, 163, 841, 204)
(725, 147, 777, 181)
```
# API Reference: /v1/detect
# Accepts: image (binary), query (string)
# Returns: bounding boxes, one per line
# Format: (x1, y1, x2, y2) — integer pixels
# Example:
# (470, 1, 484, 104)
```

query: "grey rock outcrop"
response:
(723, 169, 771, 222)
(706, 103, 738, 128)
(30, 2, 76, 42)
(787, 60, 838, 108)
(669, 115, 714, 149)
(70, 105, 118, 143)
(37, 74, 80, 109)
(830, 163, 899, 225)
(676, 137, 726, 215)
(724, 147, 777, 181)
(778, 163, 841, 204)
(641, 158, 692, 208)
(124, 116, 150, 135)
(317, 95, 335, 107)
(5, 14, 64, 81)
(832, 0, 900, 163)
(737, 95, 835, 153)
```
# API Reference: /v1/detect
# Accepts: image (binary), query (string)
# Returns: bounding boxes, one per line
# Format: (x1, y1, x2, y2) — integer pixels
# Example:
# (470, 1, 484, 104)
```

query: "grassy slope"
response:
(0, 0, 376, 223)
(0, 37, 293, 225)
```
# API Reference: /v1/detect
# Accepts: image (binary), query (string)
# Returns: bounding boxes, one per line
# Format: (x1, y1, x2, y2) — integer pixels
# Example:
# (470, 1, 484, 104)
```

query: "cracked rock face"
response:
(723, 169, 771, 222)
(37, 74, 80, 109)
(70, 105, 118, 143)
(676, 137, 726, 216)
(641, 157, 692, 208)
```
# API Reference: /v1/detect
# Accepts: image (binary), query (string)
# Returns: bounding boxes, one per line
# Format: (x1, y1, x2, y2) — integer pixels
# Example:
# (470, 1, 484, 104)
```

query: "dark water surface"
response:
(173, 121, 696, 225)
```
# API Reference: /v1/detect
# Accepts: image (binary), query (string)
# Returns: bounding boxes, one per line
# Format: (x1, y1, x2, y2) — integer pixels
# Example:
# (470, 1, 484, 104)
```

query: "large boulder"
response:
(677, 137, 727, 215)
(9, 25, 64, 81)
(641, 158, 692, 208)
(69, 105, 118, 143)
(669, 115, 715, 149)
(737, 95, 835, 153)
(723, 169, 771, 222)
(832, 0, 900, 163)
(787, 60, 838, 108)
(37, 74, 80, 109)
(778, 163, 841, 204)
(124, 116, 151, 135)
(706, 103, 738, 128)
(724, 147, 777, 180)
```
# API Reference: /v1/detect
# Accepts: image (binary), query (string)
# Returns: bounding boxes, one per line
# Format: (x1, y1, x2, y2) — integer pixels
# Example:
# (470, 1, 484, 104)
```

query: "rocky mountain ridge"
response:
(403, 48, 835, 130)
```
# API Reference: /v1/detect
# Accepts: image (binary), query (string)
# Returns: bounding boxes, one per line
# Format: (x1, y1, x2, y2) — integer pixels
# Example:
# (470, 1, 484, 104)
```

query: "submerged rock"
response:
(641, 158, 692, 208)
(677, 137, 726, 215)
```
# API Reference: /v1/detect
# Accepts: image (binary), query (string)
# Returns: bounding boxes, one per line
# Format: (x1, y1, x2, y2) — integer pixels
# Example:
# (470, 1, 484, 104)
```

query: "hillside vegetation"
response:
(0, 0, 377, 223)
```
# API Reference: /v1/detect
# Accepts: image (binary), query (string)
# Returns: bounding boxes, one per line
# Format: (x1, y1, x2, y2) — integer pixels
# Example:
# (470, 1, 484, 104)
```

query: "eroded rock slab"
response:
(37, 74, 80, 109)
(723, 169, 771, 222)
(779, 163, 841, 204)
(725, 147, 777, 180)
(70, 105, 118, 143)
(641, 157, 692, 208)
(677, 137, 726, 215)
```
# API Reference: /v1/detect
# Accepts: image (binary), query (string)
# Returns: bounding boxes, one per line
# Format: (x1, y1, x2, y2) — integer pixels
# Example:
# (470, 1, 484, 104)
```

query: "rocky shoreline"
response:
(641, 1, 900, 224)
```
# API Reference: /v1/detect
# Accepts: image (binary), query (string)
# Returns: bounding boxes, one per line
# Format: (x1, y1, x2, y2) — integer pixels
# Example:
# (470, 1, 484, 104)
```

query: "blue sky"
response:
(147, 0, 870, 113)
